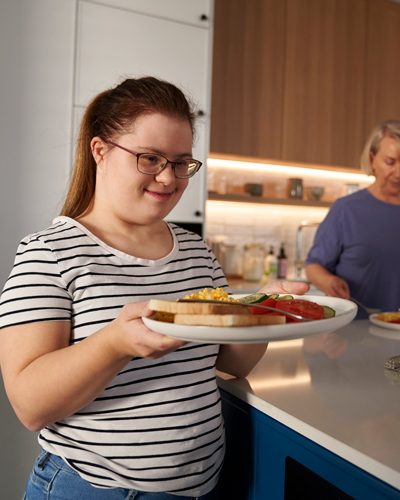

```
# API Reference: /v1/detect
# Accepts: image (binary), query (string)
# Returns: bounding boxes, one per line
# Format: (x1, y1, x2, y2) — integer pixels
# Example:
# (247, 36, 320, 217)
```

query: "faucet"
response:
(295, 221, 321, 279)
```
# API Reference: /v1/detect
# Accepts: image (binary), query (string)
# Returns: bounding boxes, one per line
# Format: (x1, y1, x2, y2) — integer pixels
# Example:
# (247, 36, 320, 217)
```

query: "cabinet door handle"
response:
(200, 14, 208, 21)
(194, 211, 202, 217)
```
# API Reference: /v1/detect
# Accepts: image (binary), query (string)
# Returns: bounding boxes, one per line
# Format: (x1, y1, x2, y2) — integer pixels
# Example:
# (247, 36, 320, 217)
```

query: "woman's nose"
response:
(154, 162, 176, 183)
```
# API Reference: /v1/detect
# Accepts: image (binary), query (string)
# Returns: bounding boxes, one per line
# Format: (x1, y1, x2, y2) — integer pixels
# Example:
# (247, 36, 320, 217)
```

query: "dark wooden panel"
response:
(281, 0, 367, 167)
(210, 0, 285, 158)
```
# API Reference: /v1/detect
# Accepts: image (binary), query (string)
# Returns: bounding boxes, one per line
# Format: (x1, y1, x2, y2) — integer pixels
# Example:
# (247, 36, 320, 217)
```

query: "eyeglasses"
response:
(104, 141, 202, 179)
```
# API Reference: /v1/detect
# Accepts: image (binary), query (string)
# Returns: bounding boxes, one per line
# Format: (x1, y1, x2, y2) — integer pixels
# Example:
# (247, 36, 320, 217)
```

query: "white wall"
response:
(0, 1, 76, 497)
(0, 1, 213, 497)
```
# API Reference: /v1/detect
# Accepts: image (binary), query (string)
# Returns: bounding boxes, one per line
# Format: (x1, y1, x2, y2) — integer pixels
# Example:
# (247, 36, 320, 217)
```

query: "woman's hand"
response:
(0, 300, 186, 431)
(305, 263, 350, 299)
(259, 280, 310, 296)
(323, 275, 350, 299)
(110, 301, 187, 360)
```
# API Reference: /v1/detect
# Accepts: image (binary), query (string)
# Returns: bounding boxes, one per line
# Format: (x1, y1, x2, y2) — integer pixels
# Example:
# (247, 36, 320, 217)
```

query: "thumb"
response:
(121, 301, 153, 321)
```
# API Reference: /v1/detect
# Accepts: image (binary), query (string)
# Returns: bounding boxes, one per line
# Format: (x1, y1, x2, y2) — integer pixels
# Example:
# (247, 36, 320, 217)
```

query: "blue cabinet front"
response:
(219, 389, 399, 500)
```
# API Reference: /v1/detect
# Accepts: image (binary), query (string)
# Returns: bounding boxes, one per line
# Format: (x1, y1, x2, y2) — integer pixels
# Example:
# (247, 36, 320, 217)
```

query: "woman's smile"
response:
(144, 187, 176, 201)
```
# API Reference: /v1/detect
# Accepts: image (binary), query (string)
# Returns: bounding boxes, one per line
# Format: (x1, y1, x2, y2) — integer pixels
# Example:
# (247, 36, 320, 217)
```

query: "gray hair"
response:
(360, 120, 400, 175)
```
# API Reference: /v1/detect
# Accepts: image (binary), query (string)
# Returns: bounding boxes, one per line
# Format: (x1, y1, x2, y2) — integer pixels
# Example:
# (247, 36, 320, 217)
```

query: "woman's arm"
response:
(216, 280, 311, 378)
(305, 263, 350, 299)
(0, 301, 185, 431)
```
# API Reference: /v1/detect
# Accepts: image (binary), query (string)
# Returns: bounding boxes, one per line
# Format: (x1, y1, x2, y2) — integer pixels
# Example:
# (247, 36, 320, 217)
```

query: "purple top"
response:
(305, 189, 400, 319)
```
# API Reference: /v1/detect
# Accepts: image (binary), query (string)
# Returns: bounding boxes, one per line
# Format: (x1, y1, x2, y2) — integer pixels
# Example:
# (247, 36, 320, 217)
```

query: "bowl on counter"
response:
(307, 187, 325, 201)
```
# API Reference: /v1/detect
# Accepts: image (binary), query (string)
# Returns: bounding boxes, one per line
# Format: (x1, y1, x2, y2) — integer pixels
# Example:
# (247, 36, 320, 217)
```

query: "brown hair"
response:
(60, 77, 198, 218)
(360, 120, 400, 175)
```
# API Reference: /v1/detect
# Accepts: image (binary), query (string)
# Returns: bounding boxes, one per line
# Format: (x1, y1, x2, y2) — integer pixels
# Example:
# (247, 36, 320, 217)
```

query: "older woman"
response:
(305, 120, 400, 319)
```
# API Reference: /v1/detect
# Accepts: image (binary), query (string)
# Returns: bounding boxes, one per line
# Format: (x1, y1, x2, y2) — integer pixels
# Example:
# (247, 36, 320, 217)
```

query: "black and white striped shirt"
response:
(0, 217, 229, 496)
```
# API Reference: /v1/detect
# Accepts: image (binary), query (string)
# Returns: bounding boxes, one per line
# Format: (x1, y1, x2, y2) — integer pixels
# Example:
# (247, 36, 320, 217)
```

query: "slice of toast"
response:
(174, 313, 286, 327)
(148, 299, 250, 316)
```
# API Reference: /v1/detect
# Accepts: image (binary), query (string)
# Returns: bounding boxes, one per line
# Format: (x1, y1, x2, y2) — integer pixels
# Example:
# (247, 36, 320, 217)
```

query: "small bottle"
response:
(264, 245, 278, 281)
(278, 242, 287, 279)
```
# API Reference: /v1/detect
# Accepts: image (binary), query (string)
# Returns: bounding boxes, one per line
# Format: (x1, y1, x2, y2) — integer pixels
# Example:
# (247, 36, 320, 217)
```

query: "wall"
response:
(206, 201, 328, 280)
(0, 2, 76, 498)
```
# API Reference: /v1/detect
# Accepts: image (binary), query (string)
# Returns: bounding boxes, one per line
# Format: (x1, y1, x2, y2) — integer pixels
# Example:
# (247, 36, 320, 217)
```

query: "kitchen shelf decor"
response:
(208, 192, 332, 208)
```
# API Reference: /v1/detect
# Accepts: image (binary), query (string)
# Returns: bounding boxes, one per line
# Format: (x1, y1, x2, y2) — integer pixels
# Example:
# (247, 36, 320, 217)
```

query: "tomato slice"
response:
(389, 320, 400, 324)
(275, 299, 325, 322)
(250, 297, 280, 315)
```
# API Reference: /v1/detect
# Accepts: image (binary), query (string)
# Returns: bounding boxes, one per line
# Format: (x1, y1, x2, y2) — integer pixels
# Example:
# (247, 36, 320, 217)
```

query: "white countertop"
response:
(217, 319, 400, 491)
(227, 277, 324, 296)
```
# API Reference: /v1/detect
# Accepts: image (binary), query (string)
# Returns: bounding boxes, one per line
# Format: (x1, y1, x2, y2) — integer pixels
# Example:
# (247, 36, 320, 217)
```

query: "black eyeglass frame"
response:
(104, 140, 202, 179)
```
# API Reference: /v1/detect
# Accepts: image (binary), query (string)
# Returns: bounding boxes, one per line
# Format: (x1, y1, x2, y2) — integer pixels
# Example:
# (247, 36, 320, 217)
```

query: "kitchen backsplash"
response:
(205, 201, 330, 280)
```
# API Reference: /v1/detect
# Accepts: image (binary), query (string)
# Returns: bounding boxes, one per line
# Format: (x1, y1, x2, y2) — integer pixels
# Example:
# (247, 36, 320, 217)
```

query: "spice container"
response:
(243, 243, 265, 281)
(220, 243, 243, 278)
(288, 178, 303, 199)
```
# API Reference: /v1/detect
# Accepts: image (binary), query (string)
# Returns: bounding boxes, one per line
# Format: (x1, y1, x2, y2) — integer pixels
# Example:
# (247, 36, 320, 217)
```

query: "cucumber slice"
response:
(267, 294, 279, 299)
(239, 293, 268, 304)
(323, 305, 336, 318)
(277, 295, 293, 301)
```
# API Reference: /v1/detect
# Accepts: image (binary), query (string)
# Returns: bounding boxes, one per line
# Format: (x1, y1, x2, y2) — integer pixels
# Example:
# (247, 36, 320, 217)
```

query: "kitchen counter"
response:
(217, 319, 400, 496)
(227, 277, 324, 296)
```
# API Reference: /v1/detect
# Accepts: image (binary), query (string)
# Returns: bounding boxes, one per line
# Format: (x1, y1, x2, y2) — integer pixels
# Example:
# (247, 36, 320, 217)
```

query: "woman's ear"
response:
(369, 151, 375, 175)
(91, 137, 107, 165)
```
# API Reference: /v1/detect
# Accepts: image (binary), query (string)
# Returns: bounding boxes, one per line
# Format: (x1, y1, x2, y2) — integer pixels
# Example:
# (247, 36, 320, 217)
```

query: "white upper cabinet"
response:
(79, 0, 213, 27)
(74, 0, 213, 224)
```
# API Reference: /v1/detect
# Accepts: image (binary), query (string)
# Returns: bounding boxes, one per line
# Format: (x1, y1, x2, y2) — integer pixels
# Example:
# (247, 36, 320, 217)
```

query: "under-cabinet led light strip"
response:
(207, 158, 374, 184)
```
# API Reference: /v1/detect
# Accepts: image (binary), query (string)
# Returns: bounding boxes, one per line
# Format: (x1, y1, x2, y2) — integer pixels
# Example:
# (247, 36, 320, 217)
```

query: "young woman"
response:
(0, 77, 308, 499)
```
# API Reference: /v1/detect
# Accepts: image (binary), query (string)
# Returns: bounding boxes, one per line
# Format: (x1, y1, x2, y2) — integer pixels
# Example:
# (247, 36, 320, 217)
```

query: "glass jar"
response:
(242, 243, 265, 281)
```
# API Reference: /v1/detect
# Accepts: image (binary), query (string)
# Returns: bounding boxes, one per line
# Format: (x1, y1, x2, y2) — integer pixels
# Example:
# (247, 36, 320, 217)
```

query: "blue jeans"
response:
(23, 450, 220, 500)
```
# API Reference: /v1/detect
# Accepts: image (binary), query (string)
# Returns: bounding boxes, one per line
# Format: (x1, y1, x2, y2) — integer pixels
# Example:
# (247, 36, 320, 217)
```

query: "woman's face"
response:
(92, 113, 193, 227)
(370, 136, 400, 199)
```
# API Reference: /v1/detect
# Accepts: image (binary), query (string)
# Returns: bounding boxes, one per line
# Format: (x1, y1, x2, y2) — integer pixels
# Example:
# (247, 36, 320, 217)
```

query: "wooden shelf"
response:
(207, 192, 332, 208)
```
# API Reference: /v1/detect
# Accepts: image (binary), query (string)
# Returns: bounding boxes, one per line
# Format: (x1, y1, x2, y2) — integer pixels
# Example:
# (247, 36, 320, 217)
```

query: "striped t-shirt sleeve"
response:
(0, 236, 72, 329)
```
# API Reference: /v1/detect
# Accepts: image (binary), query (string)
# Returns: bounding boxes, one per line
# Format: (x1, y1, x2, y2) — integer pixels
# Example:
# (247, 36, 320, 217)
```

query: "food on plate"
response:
(148, 288, 285, 327)
(183, 287, 240, 302)
(149, 299, 249, 316)
(275, 299, 325, 322)
(376, 312, 400, 324)
(173, 314, 286, 327)
(148, 289, 336, 327)
(239, 293, 268, 304)
(249, 297, 333, 322)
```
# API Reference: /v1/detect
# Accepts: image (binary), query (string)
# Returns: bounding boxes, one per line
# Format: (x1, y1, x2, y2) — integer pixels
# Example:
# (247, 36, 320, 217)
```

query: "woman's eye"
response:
(142, 155, 160, 164)
(176, 160, 189, 167)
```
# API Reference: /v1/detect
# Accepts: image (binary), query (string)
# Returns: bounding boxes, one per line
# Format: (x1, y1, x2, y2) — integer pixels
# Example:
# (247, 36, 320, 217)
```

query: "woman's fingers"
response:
(111, 301, 187, 360)
(259, 280, 310, 296)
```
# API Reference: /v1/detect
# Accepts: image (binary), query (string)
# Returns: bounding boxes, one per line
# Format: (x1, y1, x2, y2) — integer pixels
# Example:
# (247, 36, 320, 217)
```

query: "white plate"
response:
(369, 313, 400, 331)
(142, 295, 357, 343)
(369, 324, 400, 341)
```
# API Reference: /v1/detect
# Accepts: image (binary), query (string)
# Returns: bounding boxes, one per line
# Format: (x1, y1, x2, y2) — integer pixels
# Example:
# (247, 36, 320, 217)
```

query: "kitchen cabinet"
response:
(85, 0, 213, 27)
(364, 0, 400, 131)
(217, 319, 400, 499)
(74, 0, 214, 227)
(282, 0, 366, 167)
(210, 0, 285, 160)
(219, 389, 399, 500)
(210, 0, 400, 169)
